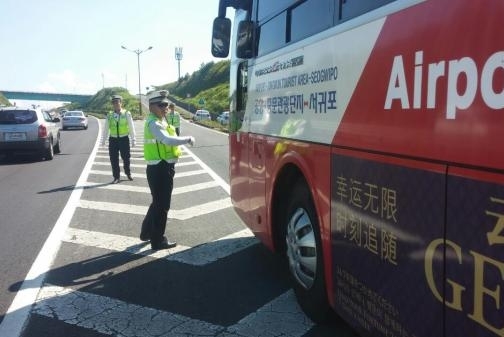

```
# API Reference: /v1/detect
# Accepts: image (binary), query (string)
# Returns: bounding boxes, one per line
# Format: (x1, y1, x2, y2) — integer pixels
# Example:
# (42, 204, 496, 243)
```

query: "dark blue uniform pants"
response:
(141, 161, 175, 245)
(108, 136, 131, 179)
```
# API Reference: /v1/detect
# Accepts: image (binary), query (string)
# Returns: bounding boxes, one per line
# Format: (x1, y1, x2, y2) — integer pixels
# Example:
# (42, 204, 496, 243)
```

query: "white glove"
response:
(187, 136, 195, 147)
(131, 140, 136, 147)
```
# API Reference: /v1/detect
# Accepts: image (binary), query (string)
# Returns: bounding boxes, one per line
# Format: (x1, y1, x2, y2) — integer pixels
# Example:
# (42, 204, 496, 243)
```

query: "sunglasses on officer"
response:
(157, 103, 169, 108)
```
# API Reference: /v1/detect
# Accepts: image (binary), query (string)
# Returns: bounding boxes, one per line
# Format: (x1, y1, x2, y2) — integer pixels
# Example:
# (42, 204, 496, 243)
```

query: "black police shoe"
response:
(151, 238, 177, 250)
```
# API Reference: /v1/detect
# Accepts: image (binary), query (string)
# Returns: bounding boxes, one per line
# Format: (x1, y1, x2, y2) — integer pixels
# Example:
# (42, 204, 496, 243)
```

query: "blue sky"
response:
(0, 0, 232, 107)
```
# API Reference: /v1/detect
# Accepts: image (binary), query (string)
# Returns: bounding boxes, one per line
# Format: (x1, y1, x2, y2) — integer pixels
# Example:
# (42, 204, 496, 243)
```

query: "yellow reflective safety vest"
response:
(166, 112, 180, 128)
(107, 111, 130, 137)
(144, 113, 181, 164)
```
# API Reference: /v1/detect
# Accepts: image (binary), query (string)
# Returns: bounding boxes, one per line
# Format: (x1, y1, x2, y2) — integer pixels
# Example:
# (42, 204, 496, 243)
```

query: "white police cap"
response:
(148, 90, 170, 104)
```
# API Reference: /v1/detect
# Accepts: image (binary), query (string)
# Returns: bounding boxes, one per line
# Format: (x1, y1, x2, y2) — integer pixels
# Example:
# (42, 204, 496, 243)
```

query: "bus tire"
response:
(285, 181, 331, 323)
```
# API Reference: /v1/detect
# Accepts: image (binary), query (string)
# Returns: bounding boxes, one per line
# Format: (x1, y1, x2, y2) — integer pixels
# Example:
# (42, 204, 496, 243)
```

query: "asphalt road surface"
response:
(0, 117, 357, 337)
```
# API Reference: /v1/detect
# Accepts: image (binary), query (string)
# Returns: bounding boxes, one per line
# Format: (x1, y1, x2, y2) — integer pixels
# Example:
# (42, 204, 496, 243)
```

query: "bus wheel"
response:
(285, 182, 331, 323)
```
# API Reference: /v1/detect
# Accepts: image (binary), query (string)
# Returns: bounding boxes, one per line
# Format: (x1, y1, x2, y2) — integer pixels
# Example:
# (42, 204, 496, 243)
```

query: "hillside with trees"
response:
(84, 59, 230, 118)
(158, 60, 230, 116)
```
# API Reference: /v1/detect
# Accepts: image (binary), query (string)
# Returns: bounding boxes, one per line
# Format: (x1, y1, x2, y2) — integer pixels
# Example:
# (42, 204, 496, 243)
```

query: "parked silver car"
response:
(0, 106, 61, 160)
(193, 109, 211, 121)
(61, 110, 88, 130)
(217, 111, 229, 125)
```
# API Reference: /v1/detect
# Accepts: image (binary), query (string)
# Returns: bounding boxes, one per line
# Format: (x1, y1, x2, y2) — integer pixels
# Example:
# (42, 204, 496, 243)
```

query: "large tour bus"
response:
(211, 1, 504, 336)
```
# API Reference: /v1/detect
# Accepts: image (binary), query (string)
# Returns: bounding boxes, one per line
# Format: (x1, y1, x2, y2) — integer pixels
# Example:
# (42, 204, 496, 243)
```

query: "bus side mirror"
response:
(236, 20, 255, 59)
(212, 17, 231, 58)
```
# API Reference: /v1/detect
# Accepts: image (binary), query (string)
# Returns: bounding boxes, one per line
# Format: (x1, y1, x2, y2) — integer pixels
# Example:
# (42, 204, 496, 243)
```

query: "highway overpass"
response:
(1, 90, 92, 104)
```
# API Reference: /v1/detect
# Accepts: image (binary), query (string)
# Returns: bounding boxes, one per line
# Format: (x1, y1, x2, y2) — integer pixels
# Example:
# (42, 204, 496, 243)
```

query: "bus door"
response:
(229, 60, 253, 226)
(232, 59, 267, 236)
(248, 131, 266, 235)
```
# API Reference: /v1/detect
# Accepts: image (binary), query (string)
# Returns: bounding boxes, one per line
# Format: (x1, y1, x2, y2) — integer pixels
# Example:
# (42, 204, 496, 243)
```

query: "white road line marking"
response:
(63, 227, 256, 266)
(171, 161, 200, 167)
(64, 228, 190, 259)
(168, 228, 257, 266)
(84, 180, 221, 195)
(79, 200, 146, 215)
(95, 154, 145, 161)
(78, 198, 232, 220)
(173, 198, 233, 220)
(0, 117, 102, 337)
(94, 161, 146, 168)
(34, 285, 225, 337)
(89, 169, 208, 179)
(93, 160, 198, 169)
(183, 146, 230, 195)
(84, 181, 151, 193)
(34, 286, 312, 337)
(228, 290, 314, 336)
(95, 154, 192, 163)
(170, 181, 221, 195)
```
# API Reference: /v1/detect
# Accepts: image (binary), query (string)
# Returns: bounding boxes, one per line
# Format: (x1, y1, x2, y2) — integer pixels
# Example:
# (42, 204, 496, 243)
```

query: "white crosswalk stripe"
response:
(96, 154, 145, 161)
(34, 285, 312, 337)
(93, 160, 200, 168)
(89, 169, 208, 179)
(64, 228, 191, 259)
(63, 227, 256, 266)
(79, 198, 233, 220)
(84, 180, 221, 195)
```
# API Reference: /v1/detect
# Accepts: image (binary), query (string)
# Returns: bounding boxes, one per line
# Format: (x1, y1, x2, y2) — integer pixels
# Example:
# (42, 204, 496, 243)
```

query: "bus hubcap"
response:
(286, 208, 317, 289)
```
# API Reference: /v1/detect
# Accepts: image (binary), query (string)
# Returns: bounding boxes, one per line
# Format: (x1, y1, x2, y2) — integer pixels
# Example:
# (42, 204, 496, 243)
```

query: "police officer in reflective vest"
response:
(101, 95, 137, 184)
(166, 102, 181, 135)
(140, 90, 195, 250)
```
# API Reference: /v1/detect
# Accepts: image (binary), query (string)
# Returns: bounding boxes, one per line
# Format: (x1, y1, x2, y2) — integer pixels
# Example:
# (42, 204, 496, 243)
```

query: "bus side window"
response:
(257, 0, 335, 56)
(289, 0, 334, 43)
(257, 13, 287, 56)
(339, 0, 397, 22)
(258, 0, 293, 21)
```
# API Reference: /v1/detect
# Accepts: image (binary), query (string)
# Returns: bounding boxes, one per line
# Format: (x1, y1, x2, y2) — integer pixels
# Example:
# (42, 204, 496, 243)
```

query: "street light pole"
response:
(121, 45, 153, 116)
(175, 47, 183, 81)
